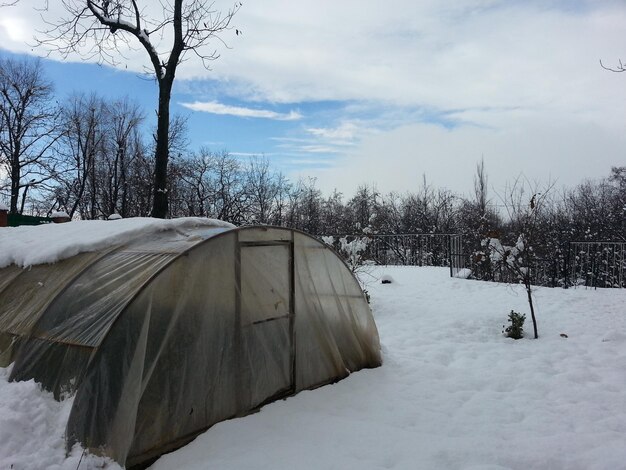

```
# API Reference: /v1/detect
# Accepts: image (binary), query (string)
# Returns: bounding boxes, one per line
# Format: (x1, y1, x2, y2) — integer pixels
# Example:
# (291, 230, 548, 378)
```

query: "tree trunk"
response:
(152, 79, 173, 219)
(10, 164, 20, 214)
(19, 183, 29, 214)
(525, 281, 539, 339)
(10, 145, 21, 214)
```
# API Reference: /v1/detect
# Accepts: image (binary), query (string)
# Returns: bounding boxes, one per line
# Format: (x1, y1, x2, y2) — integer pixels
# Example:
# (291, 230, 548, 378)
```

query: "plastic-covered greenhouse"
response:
(0, 222, 381, 467)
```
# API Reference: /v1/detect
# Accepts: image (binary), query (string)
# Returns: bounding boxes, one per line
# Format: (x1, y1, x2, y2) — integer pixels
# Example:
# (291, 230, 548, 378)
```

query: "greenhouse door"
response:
(239, 240, 295, 407)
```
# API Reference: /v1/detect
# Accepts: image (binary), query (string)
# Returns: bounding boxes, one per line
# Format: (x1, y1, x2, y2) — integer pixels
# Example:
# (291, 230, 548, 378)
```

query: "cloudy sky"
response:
(1, 0, 625, 197)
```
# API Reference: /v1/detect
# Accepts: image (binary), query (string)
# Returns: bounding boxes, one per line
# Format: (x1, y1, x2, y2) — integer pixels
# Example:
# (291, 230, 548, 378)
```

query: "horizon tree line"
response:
(1, 57, 624, 256)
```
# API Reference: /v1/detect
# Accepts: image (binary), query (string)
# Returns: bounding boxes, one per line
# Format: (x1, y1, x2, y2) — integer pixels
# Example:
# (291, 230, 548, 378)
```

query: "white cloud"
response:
(296, 145, 342, 154)
(180, 101, 302, 121)
(5, 1, 624, 119)
(299, 111, 626, 197)
(0, 15, 29, 43)
(3, 1, 626, 194)
(272, 121, 370, 157)
(286, 158, 335, 166)
(306, 122, 360, 141)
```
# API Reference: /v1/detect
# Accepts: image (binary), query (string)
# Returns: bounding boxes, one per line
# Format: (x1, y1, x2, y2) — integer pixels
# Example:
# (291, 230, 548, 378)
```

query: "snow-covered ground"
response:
(1, 266, 625, 469)
(0, 366, 120, 470)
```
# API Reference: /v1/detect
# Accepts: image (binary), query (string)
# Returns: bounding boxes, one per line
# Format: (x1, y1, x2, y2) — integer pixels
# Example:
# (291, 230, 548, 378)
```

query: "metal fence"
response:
(365, 233, 459, 267)
(449, 235, 466, 278)
(567, 241, 626, 288)
(467, 256, 568, 288)
(324, 234, 625, 289)
(323, 233, 461, 267)
(450, 240, 625, 289)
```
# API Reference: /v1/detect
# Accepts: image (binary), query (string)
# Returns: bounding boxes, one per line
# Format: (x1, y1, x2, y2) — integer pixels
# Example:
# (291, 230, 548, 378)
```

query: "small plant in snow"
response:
(503, 310, 526, 339)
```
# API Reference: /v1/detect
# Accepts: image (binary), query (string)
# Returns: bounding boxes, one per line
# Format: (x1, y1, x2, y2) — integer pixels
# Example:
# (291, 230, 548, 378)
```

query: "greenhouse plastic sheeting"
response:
(0, 225, 381, 467)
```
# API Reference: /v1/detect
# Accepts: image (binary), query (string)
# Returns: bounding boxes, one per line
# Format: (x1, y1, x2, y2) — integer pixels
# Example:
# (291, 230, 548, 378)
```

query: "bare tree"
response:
(173, 147, 214, 217)
(321, 189, 347, 234)
(287, 177, 323, 234)
(100, 97, 144, 216)
(245, 156, 281, 224)
(474, 158, 489, 218)
(54, 93, 107, 218)
(486, 178, 556, 339)
(212, 151, 248, 223)
(458, 159, 501, 271)
(39, 0, 240, 218)
(347, 184, 379, 232)
(0, 57, 59, 214)
(268, 172, 291, 226)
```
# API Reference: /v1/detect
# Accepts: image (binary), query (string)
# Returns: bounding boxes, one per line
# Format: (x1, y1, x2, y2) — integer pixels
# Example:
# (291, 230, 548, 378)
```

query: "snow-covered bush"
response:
(321, 234, 373, 292)
(321, 234, 371, 274)
(339, 236, 369, 272)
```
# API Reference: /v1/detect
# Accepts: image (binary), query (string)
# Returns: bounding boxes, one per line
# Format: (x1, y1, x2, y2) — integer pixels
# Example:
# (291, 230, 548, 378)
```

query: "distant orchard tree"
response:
(39, 0, 240, 218)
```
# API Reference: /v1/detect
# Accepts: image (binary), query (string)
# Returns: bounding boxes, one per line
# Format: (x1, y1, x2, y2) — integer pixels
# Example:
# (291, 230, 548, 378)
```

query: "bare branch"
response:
(600, 58, 626, 73)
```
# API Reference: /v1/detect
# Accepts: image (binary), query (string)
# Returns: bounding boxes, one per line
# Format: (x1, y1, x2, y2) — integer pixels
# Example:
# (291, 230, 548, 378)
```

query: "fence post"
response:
(0, 205, 7, 228)
(448, 235, 453, 278)
(564, 241, 570, 289)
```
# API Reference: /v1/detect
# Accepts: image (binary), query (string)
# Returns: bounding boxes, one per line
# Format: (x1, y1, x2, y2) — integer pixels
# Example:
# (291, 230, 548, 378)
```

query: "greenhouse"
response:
(0, 221, 381, 467)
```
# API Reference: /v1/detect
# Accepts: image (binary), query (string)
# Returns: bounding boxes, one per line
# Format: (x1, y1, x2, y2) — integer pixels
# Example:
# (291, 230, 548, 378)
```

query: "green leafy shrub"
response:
(503, 310, 526, 339)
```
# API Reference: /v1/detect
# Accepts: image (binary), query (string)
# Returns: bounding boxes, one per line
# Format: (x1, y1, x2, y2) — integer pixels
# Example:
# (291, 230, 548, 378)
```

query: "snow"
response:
(152, 267, 626, 470)
(0, 217, 235, 268)
(1, 266, 625, 469)
(0, 202, 8, 211)
(0, 366, 120, 470)
(50, 211, 70, 219)
(321, 235, 334, 246)
(107, 213, 122, 220)
(453, 267, 472, 279)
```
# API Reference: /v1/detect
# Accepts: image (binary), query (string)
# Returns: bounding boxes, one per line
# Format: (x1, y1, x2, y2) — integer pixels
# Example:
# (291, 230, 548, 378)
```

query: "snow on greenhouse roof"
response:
(0, 217, 235, 269)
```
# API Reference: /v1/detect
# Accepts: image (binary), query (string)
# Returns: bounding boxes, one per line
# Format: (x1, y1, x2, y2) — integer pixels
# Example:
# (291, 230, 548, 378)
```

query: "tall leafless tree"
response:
(54, 93, 107, 218)
(0, 57, 59, 214)
(246, 156, 281, 224)
(39, 0, 240, 218)
(100, 97, 144, 217)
